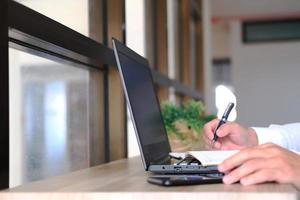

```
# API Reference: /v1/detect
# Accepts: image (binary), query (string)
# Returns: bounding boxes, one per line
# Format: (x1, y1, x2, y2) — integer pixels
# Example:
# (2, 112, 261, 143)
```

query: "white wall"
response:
(231, 21, 300, 126)
(211, 0, 300, 18)
(16, 0, 89, 36)
(211, 23, 231, 59)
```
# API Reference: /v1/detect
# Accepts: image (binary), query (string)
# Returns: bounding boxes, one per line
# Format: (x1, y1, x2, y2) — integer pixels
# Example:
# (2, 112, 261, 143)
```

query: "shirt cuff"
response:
(251, 127, 284, 146)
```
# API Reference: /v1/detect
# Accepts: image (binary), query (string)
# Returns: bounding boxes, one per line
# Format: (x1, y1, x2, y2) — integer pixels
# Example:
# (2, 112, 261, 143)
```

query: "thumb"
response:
(216, 129, 228, 138)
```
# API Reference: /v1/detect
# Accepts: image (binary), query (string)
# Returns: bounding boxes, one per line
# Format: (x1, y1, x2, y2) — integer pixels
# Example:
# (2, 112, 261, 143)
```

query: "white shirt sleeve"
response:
(252, 123, 300, 152)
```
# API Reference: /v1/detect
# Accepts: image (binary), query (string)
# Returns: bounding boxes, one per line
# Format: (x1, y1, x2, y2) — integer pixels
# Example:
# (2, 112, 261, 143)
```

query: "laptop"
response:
(112, 38, 219, 174)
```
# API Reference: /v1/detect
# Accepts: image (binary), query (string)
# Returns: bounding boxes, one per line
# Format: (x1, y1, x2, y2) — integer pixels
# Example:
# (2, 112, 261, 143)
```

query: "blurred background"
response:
(7, 0, 300, 188)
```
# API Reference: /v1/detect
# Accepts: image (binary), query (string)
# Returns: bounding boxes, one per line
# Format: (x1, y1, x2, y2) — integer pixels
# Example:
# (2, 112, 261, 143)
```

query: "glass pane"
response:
(14, 0, 89, 36)
(244, 20, 300, 42)
(9, 48, 104, 187)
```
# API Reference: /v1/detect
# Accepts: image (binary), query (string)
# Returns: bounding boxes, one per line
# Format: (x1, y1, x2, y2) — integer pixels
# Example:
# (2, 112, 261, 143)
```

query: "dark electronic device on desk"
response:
(147, 175, 223, 186)
(112, 38, 221, 175)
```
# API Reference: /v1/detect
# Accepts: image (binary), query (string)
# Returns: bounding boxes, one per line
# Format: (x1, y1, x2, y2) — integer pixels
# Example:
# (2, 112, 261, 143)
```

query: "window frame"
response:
(1, 0, 205, 189)
(145, 0, 204, 101)
(0, 0, 9, 190)
(4, 0, 115, 189)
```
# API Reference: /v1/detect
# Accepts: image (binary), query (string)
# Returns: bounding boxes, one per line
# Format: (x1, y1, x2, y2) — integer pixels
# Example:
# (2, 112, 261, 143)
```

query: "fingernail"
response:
(223, 175, 232, 184)
(218, 164, 225, 172)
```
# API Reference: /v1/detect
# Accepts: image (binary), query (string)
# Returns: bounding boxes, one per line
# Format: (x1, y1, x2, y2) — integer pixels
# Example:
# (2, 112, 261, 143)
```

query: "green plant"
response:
(161, 100, 215, 144)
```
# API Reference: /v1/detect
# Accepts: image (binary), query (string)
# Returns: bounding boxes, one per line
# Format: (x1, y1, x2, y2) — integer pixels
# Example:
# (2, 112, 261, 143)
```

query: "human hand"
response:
(203, 119, 258, 150)
(218, 143, 300, 190)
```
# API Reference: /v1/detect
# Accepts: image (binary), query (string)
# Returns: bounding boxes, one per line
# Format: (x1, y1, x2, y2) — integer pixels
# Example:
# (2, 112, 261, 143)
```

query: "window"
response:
(3, 0, 112, 188)
(243, 19, 300, 43)
(144, 0, 204, 102)
(2, 0, 206, 190)
(9, 48, 104, 187)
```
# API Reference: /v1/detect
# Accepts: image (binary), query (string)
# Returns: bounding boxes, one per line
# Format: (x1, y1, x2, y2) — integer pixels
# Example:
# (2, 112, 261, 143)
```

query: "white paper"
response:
(188, 150, 238, 166)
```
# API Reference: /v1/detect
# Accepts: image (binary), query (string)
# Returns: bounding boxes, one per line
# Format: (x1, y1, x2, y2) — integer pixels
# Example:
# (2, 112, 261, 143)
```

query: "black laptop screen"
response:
(116, 48, 171, 167)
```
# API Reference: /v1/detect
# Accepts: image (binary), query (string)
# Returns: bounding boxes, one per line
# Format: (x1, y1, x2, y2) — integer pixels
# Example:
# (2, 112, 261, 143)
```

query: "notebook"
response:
(169, 150, 238, 167)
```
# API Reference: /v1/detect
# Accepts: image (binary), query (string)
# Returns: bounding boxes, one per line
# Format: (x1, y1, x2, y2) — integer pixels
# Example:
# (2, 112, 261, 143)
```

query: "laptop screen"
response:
(113, 40, 171, 168)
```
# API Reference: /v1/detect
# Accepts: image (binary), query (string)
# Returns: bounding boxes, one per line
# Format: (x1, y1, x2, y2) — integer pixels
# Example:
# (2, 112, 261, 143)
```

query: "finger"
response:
(213, 141, 221, 149)
(222, 158, 267, 184)
(220, 144, 231, 150)
(218, 147, 271, 172)
(203, 119, 220, 139)
(258, 142, 280, 150)
(202, 130, 220, 144)
(216, 122, 239, 138)
(240, 168, 279, 185)
(203, 136, 221, 150)
(209, 141, 222, 150)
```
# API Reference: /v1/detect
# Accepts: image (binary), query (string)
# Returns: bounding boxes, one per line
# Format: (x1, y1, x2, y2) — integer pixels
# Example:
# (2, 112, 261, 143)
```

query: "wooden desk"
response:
(1, 157, 299, 200)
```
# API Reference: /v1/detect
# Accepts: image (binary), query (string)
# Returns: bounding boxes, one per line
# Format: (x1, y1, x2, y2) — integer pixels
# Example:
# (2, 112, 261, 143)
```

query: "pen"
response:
(211, 102, 235, 149)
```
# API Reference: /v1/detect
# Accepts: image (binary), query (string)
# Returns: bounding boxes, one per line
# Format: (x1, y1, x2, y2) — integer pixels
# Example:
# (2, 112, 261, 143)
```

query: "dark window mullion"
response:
(102, 0, 110, 163)
(0, 0, 9, 189)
